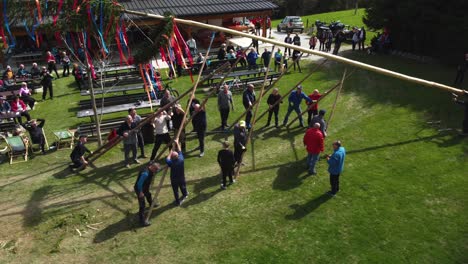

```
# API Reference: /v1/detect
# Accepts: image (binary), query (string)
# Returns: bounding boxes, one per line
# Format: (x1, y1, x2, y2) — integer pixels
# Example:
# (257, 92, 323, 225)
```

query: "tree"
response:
(364, 0, 468, 63)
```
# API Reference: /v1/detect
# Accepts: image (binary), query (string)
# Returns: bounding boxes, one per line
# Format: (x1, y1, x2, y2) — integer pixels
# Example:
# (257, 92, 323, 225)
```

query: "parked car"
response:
(277, 16, 304, 33)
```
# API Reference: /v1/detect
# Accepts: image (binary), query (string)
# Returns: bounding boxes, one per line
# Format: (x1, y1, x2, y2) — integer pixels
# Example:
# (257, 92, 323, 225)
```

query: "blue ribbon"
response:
(89, 5, 108, 54)
(99, 0, 104, 33)
(23, 20, 36, 41)
(3, 0, 16, 47)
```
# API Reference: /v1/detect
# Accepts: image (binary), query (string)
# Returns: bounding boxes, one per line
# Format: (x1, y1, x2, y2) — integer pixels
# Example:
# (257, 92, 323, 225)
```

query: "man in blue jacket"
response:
(326, 140, 346, 196)
(282, 85, 312, 127)
(167, 140, 189, 206)
(134, 161, 161, 227)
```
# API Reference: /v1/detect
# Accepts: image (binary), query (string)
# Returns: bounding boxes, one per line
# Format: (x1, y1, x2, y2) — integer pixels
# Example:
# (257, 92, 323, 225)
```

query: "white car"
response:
(277, 16, 304, 33)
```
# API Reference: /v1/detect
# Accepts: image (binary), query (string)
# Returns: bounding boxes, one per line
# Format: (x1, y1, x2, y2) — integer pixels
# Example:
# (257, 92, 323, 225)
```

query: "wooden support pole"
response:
(225, 54, 308, 131)
(123, 9, 463, 96)
(234, 45, 276, 177)
(326, 68, 348, 130)
(255, 60, 327, 124)
(285, 69, 355, 128)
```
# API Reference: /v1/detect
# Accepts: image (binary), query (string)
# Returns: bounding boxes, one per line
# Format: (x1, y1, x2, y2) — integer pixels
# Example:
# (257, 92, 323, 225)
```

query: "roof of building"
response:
(119, 0, 278, 17)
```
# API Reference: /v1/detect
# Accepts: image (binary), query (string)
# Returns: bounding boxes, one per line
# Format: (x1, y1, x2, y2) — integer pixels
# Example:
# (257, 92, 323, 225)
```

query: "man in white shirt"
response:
(150, 111, 172, 161)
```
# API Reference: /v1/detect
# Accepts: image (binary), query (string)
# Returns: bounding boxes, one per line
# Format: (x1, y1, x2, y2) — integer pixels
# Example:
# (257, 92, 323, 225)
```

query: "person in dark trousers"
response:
(333, 30, 346, 55)
(233, 120, 247, 165)
(166, 141, 188, 206)
(171, 105, 187, 152)
(326, 140, 346, 196)
(217, 141, 236, 190)
(72, 63, 85, 90)
(46, 51, 60, 78)
(266, 88, 282, 127)
(217, 44, 227, 60)
(150, 111, 171, 161)
(261, 48, 272, 69)
(453, 91, 468, 135)
(307, 89, 321, 126)
(358, 27, 366, 51)
(310, 109, 327, 137)
(292, 49, 302, 73)
(23, 118, 47, 154)
(40, 67, 54, 100)
(118, 115, 140, 168)
(134, 161, 161, 227)
(217, 84, 234, 131)
(284, 33, 293, 56)
(69, 135, 92, 171)
(129, 108, 146, 158)
(453, 53, 468, 87)
(252, 38, 259, 53)
(247, 48, 258, 73)
(242, 84, 256, 128)
(192, 104, 207, 157)
(293, 33, 301, 46)
(282, 85, 312, 127)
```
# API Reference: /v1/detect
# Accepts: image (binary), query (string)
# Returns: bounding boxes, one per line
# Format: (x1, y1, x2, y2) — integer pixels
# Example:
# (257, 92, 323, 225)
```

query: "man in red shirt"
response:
(303, 123, 324, 175)
(307, 89, 321, 127)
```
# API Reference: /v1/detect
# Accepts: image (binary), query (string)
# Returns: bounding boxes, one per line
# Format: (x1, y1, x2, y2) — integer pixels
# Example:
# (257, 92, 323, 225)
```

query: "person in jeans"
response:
(326, 140, 346, 196)
(282, 85, 312, 127)
(242, 84, 256, 129)
(217, 141, 236, 190)
(166, 141, 188, 206)
(217, 84, 234, 131)
(118, 115, 140, 168)
(129, 107, 146, 158)
(303, 123, 324, 175)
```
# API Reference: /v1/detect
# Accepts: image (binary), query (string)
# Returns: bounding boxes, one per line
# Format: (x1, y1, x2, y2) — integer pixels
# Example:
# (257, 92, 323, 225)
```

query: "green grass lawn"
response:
(0, 51, 466, 263)
(272, 8, 377, 43)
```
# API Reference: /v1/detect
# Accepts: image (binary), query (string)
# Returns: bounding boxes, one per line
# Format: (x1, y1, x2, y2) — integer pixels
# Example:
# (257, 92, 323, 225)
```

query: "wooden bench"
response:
(214, 73, 281, 93)
(79, 93, 149, 111)
(88, 75, 143, 89)
(77, 114, 150, 137)
(0, 121, 17, 137)
(80, 83, 144, 96)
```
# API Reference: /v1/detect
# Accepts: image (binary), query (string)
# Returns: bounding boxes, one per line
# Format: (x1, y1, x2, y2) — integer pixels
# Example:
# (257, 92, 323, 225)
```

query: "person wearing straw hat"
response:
(134, 161, 161, 227)
(233, 120, 247, 165)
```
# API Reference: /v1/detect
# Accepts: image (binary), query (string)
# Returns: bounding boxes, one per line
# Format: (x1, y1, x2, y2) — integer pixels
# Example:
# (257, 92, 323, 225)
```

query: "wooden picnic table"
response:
(0, 112, 20, 121)
(96, 65, 137, 74)
(77, 100, 160, 119)
(80, 84, 144, 96)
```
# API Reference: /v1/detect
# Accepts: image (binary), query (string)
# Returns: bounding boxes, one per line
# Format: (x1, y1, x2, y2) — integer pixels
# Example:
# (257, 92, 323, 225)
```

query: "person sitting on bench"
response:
(10, 96, 31, 124)
(23, 118, 46, 154)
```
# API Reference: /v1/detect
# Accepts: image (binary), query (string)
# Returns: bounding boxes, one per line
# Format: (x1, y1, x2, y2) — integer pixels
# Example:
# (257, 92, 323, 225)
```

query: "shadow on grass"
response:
(273, 158, 307, 191)
(182, 174, 222, 208)
(285, 193, 332, 220)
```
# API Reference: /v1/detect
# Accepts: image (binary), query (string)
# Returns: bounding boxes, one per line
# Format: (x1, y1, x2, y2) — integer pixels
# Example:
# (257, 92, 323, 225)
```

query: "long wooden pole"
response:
(326, 68, 348, 129)
(234, 45, 276, 177)
(123, 9, 464, 96)
(285, 69, 355, 128)
(145, 32, 217, 221)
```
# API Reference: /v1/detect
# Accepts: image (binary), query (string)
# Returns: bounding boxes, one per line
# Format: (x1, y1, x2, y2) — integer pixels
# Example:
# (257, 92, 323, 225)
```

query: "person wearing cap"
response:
(150, 110, 172, 161)
(129, 108, 146, 158)
(16, 64, 29, 78)
(282, 85, 312, 127)
(0, 96, 11, 114)
(69, 135, 92, 171)
(326, 140, 346, 196)
(166, 140, 188, 206)
(10, 96, 30, 124)
(30, 63, 41, 78)
(40, 67, 54, 100)
(242, 84, 256, 128)
(46, 51, 60, 78)
(217, 141, 236, 190)
(266, 88, 282, 127)
(303, 123, 324, 175)
(134, 161, 161, 227)
(217, 84, 234, 131)
(19, 82, 36, 109)
(307, 89, 321, 126)
(118, 115, 140, 168)
(310, 109, 328, 137)
(23, 118, 46, 154)
(192, 104, 207, 157)
(233, 120, 248, 165)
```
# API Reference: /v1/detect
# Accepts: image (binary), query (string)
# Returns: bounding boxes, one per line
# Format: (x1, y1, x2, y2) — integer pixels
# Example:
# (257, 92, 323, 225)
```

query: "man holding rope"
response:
(282, 85, 312, 127)
(167, 141, 188, 206)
